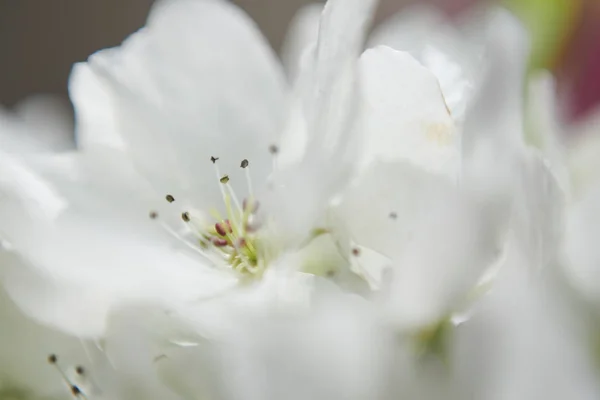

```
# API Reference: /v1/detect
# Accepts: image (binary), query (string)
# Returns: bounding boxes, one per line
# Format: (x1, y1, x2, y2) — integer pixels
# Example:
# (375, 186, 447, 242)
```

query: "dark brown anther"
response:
(75, 366, 85, 375)
(215, 221, 232, 237)
(240, 159, 249, 168)
(71, 385, 81, 396)
(149, 210, 159, 220)
(210, 156, 219, 164)
(212, 237, 228, 247)
(181, 212, 191, 222)
(165, 194, 175, 203)
(47, 354, 58, 364)
(220, 175, 230, 184)
(389, 211, 398, 220)
(352, 247, 361, 257)
(268, 144, 279, 154)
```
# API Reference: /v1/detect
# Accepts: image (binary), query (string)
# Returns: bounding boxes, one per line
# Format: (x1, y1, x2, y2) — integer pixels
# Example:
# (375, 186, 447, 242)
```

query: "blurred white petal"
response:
(370, 4, 485, 122)
(358, 46, 459, 176)
(0, 94, 75, 153)
(281, 2, 324, 84)
(70, 0, 288, 208)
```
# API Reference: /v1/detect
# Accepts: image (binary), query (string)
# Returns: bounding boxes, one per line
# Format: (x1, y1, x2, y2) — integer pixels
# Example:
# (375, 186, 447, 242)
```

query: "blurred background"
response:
(0, 0, 599, 121)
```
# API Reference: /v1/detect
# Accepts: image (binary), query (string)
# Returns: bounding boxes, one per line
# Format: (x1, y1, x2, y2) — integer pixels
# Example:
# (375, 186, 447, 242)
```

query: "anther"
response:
(75, 366, 85, 375)
(181, 212, 190, 222)
(215, 221, 232, 237)
(389, 211, 397, 220)
(166, 194, 175, 203)
(149, 210, 159, 220)
(269, 144, 279, 154)
(220, 175, 230, 184)
(71, 385, 82, 396)
(48, 354, 58, 364)
(210, 156, 219, 164)
(240, 159, 249, 168)
(212, 237, 228, 247)
(352, 247, 361, 257)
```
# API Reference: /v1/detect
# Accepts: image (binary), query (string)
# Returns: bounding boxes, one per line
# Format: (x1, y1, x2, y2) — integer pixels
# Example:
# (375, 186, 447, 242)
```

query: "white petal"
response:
(456, 250, 600, 400)
(0, 278, 86, 399)
(337, 161, 455, 258)
(0, 95, 75, 153)
(369, 4, 484, 121)
(264, 0, 378, 243)
(0, 153, 236, 337)
(358, 46, 459, 177)
(70, 0, 288, 208)
(564, 184, 600, 307)
(162, 293, 393, 400)
(462, 8, 529, 162)
(511, 149, 566, 271)
(386, 177, 509, 330)
(280, 3, 324, 84)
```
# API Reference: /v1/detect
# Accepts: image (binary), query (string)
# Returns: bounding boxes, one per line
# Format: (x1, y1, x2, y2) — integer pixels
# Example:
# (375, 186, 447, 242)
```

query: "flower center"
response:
(151, 157, 270, 277)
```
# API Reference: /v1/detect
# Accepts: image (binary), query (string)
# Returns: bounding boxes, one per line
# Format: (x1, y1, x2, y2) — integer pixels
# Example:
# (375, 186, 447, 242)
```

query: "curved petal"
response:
(159, 293, 394, 400)
(369, 4, 485, 122)
(564, 184, 600, 307)
(455, 251, 600, 400)
(263, 0, 378, 244)
(0, 281, 86, 399)
(358, 46, 460, 177)
(280, 3, 324, 84)
(461, 8, 529, 162)
(0, 95, 75, 153)
(385, 175, 510, 330)
(337, 161, 455, 258)
(0, 152, 236, 337)
(70, 0, 288, 208)
(511, 149, 566, 272)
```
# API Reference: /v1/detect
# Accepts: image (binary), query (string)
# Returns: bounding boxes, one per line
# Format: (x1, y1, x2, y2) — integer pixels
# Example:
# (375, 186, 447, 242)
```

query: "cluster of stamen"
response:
(150, 157, 265, 276)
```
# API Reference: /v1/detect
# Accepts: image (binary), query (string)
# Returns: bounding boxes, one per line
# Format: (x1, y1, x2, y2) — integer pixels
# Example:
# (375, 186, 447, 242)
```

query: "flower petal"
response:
(369, 4, 485, 121)
(337, 160, 455, 258)
(462, 8, 529, 161)
(358, 46, 459, 176)
(263, 0, 378, 243)
(280, 3, 324, 84)
(0, 152, 236, 337)
(0, 95, 75, 153)
(70, 0, 288, 208)
(564, 184, 600, 307)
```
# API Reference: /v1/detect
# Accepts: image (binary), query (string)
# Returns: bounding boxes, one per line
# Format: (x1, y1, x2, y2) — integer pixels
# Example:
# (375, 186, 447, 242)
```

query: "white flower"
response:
(0, 0, 380, 340)
(0, 0, 579, 399)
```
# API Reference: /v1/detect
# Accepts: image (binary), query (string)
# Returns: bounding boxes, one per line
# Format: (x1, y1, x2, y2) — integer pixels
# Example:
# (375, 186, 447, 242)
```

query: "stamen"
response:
(75, 366, 85, 375)
(166, 194, 175, 203)
(241, 159, 254, 197)
(210, 156, 219, 164)
(215, 221, 232, 237)
(212, 237, 228, 247)
(181, 212, 191, 222)
(47, 354, 89, 399)
(220, 175, 230, 184)
(352, 247, 361, 257)
(149, 210, 159, 220)
(269, 145, 279, 171)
